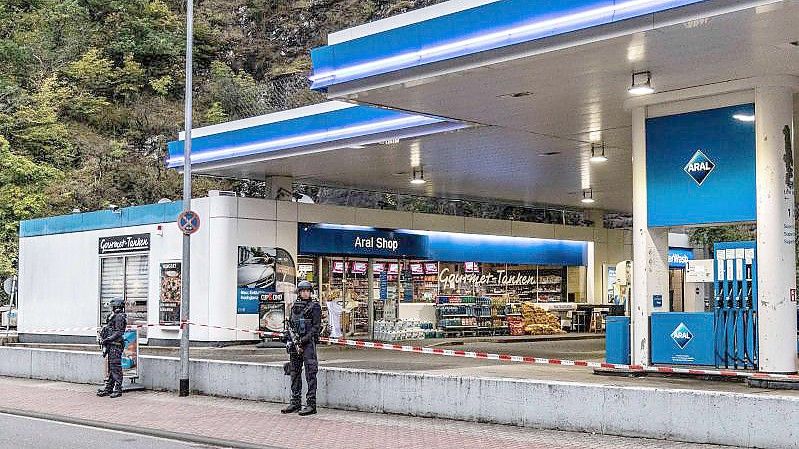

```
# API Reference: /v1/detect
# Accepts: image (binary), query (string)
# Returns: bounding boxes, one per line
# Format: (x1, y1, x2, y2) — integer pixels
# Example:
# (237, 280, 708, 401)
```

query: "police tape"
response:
(20, 321, 799, 382)
(182, 322, 799, 382)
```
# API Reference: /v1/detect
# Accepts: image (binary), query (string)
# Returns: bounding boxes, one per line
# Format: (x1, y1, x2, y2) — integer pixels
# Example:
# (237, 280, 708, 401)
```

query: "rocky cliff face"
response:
(204, 0, 446, 80)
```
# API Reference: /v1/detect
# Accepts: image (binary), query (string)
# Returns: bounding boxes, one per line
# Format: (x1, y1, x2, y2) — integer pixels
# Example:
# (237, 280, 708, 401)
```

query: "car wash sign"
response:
(646, 104, 755, 227)
(99, 234, 150, 255)
(668, 248, 694, 268)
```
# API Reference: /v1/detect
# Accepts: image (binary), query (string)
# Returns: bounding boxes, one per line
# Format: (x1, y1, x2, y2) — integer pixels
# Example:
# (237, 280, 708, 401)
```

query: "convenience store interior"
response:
(297, 255, 601, 342)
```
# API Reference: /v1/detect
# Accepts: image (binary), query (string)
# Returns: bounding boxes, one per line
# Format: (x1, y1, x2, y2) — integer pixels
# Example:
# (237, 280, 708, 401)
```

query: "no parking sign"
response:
(177, 210, 200, 235)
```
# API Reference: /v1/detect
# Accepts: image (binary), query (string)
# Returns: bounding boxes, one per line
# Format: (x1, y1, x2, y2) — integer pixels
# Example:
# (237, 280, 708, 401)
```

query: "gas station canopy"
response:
(169, 0, 799, 213)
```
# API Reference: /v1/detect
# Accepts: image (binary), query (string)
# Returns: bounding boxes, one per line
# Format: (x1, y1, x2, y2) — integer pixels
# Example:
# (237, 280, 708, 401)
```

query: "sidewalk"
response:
(0, 376, 738, 449)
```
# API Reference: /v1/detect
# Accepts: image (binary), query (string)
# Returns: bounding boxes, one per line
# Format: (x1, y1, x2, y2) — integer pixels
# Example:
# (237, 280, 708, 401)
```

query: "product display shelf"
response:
(437, 296, 517, 336)
(436, 296, 478, 336)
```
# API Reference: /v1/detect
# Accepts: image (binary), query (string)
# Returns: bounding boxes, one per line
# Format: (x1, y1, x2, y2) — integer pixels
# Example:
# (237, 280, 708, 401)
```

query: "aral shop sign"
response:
(298, 224, 427, 258)
(353, 235, 400, 252)
(438, 267, 536, 290)
(99, 233, 151, 255)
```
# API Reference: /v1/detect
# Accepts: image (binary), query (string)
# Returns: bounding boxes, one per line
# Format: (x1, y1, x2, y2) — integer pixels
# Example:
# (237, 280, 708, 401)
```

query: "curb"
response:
(0, 407, 286, 449)
(428, 333, 605, 347)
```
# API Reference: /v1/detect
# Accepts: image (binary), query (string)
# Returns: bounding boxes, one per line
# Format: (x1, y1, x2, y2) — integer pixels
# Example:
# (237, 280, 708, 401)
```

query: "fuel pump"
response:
(713, 242, 757, 370)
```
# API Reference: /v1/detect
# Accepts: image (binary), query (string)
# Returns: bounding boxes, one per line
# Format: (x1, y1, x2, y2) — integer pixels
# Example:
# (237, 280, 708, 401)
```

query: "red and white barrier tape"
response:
(20, 321, 799, 382)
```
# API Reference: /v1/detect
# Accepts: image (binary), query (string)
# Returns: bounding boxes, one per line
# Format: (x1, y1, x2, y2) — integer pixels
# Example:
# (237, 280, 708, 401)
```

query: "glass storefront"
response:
(297, 223, 589, 339)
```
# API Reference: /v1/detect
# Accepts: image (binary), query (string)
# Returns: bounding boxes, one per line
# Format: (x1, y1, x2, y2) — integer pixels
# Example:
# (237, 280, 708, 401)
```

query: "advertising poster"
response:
(259, 292, 285, 333)
(424, 262, 438, 274)
(122, 329, 139, 378)
(237, 247, 277, 314)
(274, 248, 297, 307)
(159, 262, 181, 324)
(402, 268, 413, 302)
(379, 271, 388, 300)
(297, 263, 314, 279)
(237, 247, 296, 314)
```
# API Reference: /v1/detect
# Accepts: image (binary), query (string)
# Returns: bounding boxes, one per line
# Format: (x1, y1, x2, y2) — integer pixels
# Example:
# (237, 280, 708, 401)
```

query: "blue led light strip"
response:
(166, 115, 445, 167)
(310, 0, 706, 89)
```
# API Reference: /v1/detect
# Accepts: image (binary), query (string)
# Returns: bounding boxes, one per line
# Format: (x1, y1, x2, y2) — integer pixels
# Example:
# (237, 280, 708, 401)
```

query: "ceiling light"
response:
(733, 114, 755, 122)
(628, 70, 654, 96)
(589, 142, 608, 163)
(411, 166, 426, 185)
(581, 188, 595, 204)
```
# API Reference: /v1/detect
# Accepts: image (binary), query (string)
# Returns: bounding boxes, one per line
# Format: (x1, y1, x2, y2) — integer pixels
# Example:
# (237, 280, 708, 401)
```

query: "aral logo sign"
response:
(684, 149, 715, 186)
(671, 322, 694, 349)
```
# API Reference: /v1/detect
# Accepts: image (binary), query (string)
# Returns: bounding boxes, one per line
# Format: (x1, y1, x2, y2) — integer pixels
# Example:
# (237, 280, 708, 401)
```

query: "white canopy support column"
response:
(755, 83, 797, 374)
(631, 106, 670, 366)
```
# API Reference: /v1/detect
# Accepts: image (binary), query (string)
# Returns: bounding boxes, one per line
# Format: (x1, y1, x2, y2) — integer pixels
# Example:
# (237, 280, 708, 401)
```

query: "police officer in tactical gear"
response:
(97, 297, 127, 398)
(281, 280, 321, 416)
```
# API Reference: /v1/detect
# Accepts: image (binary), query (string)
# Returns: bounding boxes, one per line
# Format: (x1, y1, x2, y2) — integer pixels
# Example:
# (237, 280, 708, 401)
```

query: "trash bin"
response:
(605, 316, 630, 365)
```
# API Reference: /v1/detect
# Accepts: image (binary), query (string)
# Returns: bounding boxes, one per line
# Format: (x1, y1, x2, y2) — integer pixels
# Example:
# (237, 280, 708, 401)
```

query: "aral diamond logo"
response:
(684, 150, 715, 186)
(671, 322, 693, 349)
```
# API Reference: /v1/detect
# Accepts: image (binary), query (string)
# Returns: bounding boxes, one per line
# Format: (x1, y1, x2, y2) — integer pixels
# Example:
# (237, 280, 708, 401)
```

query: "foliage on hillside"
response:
(0, 0, 443, 286)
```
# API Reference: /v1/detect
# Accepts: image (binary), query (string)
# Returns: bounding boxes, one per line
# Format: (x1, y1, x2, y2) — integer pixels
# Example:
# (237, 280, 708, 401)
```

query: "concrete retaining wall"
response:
(1, 346, 797, 448)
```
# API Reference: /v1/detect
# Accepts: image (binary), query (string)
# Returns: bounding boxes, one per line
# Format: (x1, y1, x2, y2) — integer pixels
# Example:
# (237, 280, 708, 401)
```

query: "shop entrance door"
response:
(669, 268, 685, 312)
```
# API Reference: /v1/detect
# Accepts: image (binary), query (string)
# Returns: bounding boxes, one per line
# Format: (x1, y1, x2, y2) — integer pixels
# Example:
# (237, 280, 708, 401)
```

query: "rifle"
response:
(97, 311, 114, 357)
(97, 326, 109, 358)
(284, 319, 303, 355)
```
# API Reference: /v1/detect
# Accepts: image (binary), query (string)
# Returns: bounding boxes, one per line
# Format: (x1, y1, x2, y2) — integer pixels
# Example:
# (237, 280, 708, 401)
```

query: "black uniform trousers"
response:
(107, 344, 123, 386)
(289, 342, 318, 405)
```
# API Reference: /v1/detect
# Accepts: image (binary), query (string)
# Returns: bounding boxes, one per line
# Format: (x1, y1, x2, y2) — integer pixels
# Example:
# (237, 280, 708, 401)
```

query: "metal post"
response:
(5, 277, 14, 333)
(178, 0, 194, 397)
(367, 258, 375, 340)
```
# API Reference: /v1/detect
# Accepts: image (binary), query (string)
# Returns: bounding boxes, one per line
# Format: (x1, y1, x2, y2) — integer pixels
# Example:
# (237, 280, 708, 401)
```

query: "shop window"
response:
(100, 255, 149, 327)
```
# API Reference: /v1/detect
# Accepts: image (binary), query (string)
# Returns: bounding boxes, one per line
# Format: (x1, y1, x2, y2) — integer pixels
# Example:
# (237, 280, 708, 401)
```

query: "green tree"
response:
(0, 136, 62, 277)
(0, 0, 448, 284)
(689, 225, 756, 255)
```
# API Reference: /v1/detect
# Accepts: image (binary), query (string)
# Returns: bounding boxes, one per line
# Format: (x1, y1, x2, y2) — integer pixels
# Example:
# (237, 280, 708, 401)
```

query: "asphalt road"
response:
(0, 413, 238, 449)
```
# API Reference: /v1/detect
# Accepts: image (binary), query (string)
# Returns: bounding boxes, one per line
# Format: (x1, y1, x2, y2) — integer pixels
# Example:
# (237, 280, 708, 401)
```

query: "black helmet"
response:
(296, 280, 313, 293)
(110, 297, 125, 310)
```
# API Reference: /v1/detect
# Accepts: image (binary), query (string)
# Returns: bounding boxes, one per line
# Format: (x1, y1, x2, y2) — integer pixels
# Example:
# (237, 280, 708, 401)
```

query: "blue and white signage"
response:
(646, 104, 756, 227)
(683, 150, 715, 186)
(651, 312, 715, 366)
(668, 248, 694, 268)
(670, 322, 694, 349)
(298, 224, 587, 266)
